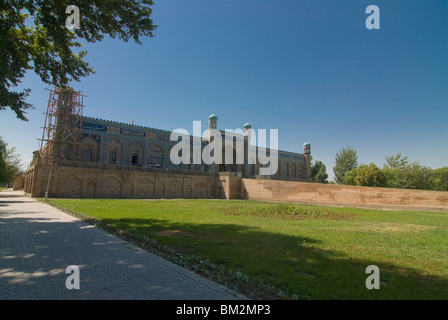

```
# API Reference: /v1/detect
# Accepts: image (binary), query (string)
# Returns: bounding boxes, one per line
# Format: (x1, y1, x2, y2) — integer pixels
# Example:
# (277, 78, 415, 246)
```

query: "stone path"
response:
(0, 191, 246, 300)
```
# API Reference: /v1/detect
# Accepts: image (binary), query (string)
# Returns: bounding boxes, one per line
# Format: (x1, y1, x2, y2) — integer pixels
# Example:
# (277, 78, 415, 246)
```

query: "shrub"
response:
(345, 163, 386, 187)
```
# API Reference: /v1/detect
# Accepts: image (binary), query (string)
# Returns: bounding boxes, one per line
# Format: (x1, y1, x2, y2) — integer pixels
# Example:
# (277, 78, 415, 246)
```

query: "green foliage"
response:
(431, 167, 448, 191)
(393, 162, 433, 190)
(345, 163, 386, 187)
(1, 1, 157, 120)
(385, 153, 409, 169)
(344, 167, 358, 186)
(311, 160, 328, 183)
(382, 166, 400, 188)
(333, 146, 358, 185)
(381, 154, 445, 191)
(0, 138, 6, 183)
(0, 136, 23, 185)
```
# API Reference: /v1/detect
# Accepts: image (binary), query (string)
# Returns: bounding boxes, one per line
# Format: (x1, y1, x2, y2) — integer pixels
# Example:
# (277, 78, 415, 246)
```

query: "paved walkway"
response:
(0, 191, 246, 300)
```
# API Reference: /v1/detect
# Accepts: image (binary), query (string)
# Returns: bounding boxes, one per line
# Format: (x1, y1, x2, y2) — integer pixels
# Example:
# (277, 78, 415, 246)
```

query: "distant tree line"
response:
(314, 146, 448, 191)
(0, 137, 23, 187)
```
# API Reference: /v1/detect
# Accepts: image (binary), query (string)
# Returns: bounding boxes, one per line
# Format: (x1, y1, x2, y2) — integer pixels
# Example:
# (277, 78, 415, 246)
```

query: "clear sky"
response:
(1, 0, 447, 181)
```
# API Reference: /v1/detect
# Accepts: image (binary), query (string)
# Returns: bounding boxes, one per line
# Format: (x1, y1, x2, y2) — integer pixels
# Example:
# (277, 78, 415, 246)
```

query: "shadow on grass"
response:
(97, 216, 448, 300)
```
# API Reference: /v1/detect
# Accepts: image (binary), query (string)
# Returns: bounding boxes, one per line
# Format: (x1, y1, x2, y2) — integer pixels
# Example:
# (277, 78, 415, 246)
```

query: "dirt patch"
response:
(346, 222, 437, 233)
(154, 229, 191, 237)
(367, 222, 436, 233)
(437, 195, 448, 204)
(224, 205, 354, 221)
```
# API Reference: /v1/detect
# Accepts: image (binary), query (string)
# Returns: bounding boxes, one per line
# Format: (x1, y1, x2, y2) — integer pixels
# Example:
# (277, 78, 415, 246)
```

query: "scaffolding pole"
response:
(38, 87, 86, 199)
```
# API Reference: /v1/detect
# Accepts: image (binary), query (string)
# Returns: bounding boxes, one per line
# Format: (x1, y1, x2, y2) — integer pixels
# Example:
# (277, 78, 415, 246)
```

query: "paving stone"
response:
(0, 191, 247, 300)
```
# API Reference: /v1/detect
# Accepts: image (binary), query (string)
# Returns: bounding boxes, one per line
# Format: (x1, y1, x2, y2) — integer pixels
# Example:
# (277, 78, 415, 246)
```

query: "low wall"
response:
(242, 179, 448, 211)
(13, 175, 24, 190)
(23, 164, 448, 211)
(25, 164, 222, 199)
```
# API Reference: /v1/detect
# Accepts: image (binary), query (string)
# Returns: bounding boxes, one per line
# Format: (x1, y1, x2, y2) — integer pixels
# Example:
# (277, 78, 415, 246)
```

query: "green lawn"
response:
(48, 198, 448, 299)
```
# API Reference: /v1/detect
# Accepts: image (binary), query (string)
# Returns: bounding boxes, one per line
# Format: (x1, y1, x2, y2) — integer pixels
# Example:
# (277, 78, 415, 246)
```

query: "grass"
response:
(48, 198, 448, 299)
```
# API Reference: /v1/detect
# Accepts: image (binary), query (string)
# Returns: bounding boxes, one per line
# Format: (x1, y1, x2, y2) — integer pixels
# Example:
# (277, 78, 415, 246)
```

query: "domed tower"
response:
(243, 123, 252, 142)
(204, 114, 218, 144)
(208, 114, 218, 129)
(303, 142, 311, 180)
(303, 142, 311, 155)
(242, 123, 253, 178)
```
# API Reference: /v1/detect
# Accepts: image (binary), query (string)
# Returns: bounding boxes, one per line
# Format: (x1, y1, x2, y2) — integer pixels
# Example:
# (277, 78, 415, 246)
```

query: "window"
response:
(149, 146, 163, 167)
(80, 136, 99, 163)
(283, 163, 289, 179)
(106, 140, 122, 165)
(83, 146, 93, 162)
(109, 149, 117, 164)
(131, 151, 138, 165)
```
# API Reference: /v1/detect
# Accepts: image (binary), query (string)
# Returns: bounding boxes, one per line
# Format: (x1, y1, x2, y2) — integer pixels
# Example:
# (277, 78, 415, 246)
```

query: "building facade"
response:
(23, 88, 311, 198)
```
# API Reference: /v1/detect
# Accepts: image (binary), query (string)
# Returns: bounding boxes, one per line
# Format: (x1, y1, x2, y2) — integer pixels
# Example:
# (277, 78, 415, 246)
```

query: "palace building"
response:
(23, 87, 311, 199)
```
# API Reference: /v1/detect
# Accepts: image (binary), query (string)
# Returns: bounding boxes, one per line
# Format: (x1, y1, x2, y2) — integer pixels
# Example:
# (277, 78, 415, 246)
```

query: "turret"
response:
(303, 142, 311, 155)
(243, 123, 252, 143)
(303, 142, 311, 180)
(208, 114, 218, 129)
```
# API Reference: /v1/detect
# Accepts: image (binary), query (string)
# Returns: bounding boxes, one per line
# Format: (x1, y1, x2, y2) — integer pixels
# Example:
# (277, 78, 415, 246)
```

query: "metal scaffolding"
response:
(39, 87, 86, 165)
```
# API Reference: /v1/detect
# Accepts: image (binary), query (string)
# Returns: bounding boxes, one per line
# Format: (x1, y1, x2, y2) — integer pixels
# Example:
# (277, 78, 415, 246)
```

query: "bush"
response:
(345, 163, 386, 187)
(311, 160, 328, 183)
(394, 163, 433, 190)
(431, 167, 448, 191)
(382, 166, 399, 188)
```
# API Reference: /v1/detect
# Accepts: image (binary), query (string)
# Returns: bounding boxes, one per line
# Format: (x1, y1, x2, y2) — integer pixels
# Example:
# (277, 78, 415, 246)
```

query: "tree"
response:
(333, 146, 358, 185)
(385, 153, 409, 169)
(344, 167, 358, 186)
(0, 137, 24, 185)
(311, 160, 328, 183)
(394, 162, 433, 190)
(0, 138, 6, 183)
(345, 163, 386, 187)
(1, 1, 157, 120)
(431, 167, 448, 191)
(382, 153, 437, 190)
(382, 166, 400, 188)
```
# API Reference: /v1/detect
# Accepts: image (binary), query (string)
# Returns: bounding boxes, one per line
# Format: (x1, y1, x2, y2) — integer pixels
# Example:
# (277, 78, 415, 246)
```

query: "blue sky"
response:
(1, 0, 447, 181)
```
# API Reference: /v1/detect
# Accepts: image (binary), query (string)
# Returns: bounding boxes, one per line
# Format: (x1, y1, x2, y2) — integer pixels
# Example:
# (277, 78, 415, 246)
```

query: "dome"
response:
(208, 114, 218, 120)
(303, 142, 311, 146)
(243, 123, 252, 129)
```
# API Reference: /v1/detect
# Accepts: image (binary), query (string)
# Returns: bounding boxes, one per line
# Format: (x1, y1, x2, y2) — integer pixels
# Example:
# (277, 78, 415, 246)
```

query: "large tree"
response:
(1, 0, 157, 120)
(0, 137, 6, 183)
(333, 146, 358, 185)
(394, 162, 433, 190)
(311, 160, 328, 183)
(0, 137, 23, 185)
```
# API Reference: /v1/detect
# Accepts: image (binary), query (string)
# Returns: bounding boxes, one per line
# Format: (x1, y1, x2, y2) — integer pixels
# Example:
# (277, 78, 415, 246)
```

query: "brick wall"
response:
(25, 164, 221, 199)
(241, 179, 448, 211)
